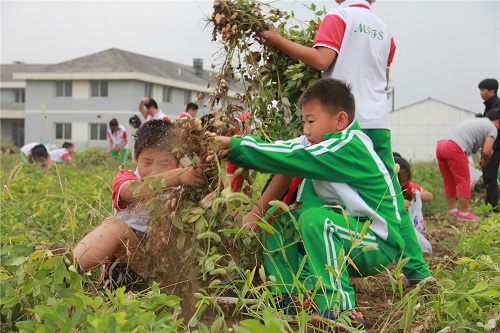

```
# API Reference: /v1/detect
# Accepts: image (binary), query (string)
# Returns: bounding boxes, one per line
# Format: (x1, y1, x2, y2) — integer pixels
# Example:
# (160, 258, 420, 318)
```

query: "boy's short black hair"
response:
(145, 98, 158, 109)
(134, 119, 175, 158)
(29, 144, 49, 164)
(478, 78, 499, 94)
(486, 108, 500, 121)
(62, 141, 74, 149)
(186, 102, 199, 112)
(200, 114, 215, 133)
(297, 78, 355, 122)
(109, 118, 118, 127)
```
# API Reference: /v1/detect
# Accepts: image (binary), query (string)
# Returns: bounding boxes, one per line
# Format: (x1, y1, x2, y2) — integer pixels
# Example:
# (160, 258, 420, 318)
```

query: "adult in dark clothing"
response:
(478, 78, 500, 211)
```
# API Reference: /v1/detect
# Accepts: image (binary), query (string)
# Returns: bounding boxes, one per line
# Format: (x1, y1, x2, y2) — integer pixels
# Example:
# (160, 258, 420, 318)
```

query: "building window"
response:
(145, 83, 153, 98)
(56, 81, 72, 97)
(184, 90, 192, 105)
(163, 86, 172, 103)
(14, 89, 25, 103)
(90, 81, 108, 97)
(55, 123, 72, 140)
(89, 123, 107, 140)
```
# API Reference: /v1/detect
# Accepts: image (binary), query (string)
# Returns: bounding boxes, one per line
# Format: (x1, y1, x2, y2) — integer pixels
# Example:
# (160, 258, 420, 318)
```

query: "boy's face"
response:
(188, 108, 198, 118)
(479, 88, 495, 101)
(302, 100, 344, 145)
(110, 125, 118, 132)
(135, 149, 179, 178)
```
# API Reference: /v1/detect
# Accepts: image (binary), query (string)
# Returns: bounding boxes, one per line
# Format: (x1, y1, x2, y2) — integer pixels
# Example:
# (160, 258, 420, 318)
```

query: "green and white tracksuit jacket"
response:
(226, 120, 430, 312)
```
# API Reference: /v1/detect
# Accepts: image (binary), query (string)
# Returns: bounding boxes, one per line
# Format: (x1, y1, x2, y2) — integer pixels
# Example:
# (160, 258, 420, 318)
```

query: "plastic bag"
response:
(409, 191, 433, 254)
(409, 191, 424, 233)
(469, 164, 482, 190)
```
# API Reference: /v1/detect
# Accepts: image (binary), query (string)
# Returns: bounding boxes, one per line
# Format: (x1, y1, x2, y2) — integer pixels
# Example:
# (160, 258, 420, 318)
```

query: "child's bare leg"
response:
(74, 217, 147, 273)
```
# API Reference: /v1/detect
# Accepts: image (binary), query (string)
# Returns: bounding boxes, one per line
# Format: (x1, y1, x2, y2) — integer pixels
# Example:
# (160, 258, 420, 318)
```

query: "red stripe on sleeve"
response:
(387, 37, 396, 67)
(112, 170, 138, 210)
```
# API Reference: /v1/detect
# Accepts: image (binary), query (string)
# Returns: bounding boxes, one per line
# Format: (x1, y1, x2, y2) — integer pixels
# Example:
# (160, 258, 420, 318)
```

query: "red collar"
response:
(348, 4, 370, 10)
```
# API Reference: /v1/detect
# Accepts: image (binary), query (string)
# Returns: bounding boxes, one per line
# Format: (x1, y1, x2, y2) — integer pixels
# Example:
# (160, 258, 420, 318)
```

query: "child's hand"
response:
(178, 166, 205, 187)
(215, 136, 231, 158)
(404, 199, 411, 210)
(258, 24, 280, 47)
(234, 212, 260, 245)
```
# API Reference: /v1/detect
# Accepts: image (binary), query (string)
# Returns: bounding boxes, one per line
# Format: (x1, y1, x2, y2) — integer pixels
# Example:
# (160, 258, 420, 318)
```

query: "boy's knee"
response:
(298, 208, 324, 231)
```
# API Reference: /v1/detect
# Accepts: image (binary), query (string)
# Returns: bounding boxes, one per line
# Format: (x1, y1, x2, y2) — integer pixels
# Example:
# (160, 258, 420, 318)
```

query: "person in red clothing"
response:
(73, 120, 204, 292)
(393, 153, 433, 210)
(138, 97, 169, 122)
(179, 102, 199, 119)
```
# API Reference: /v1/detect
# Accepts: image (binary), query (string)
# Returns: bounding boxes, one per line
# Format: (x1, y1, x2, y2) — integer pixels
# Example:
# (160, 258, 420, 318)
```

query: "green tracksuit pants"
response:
(364, 129, 431, 284)
(264, 207, 393, 312)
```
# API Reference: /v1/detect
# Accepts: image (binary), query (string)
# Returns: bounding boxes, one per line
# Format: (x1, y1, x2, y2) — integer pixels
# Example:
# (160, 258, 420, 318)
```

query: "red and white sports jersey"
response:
(112, 169, 149, 232)
(49, 148, 71, 163)
(146, 110, 169, 122)
(313, 0, 396, 130)
(179, 112, 192, 119)
(107, 125, 128, 149)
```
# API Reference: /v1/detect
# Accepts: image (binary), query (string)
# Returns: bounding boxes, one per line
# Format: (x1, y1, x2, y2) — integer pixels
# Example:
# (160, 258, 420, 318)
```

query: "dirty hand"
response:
(214, 136, 231, 158)
(404, 199, 411, 210)
(179, 166, 205, 187)
(257, 24, 280, 46)
(234, 212, 260, 245)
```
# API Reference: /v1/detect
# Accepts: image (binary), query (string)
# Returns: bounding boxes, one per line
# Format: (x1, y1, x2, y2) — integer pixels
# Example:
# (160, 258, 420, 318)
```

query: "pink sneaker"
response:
(447, 208, 458, 217)
(456, 211, 479, 221)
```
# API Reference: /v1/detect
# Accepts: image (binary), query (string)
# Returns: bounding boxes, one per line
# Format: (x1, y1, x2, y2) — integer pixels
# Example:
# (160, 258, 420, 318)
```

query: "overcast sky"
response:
(1, 1, 499, 113)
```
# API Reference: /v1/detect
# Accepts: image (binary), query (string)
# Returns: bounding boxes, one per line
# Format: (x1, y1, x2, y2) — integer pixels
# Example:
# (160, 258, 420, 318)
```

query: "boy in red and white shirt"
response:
(50, 142, 75, 166)
(179, 102, 199, 119)
(74, 120, 205, 287)
(106, 118, 128, 164)
(138, 97, 169, 122)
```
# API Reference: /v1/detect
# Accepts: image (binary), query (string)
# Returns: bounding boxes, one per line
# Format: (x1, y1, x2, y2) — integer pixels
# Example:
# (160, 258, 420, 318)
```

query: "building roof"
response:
(392, 97, 475, 114)
(0, 63, 49, 87)
(5, 48, 225, 93)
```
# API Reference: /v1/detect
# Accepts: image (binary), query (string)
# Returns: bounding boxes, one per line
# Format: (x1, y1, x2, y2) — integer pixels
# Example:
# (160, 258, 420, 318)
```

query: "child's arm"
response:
(480, 135, 495, 167)
(116, 136, 128, 152)
(259, 25, 337, 71)
(240, 174, 292, 233)
(138, 98, 149, 119)
(119, 166, 205, 205)
(106, 136, 113, 155)
(419, 188, 433, 202)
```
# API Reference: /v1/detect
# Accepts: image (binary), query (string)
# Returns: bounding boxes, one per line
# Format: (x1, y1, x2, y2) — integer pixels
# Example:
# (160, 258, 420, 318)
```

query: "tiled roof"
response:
(13, 48, 213, 85)
(1, 63, 49, 82)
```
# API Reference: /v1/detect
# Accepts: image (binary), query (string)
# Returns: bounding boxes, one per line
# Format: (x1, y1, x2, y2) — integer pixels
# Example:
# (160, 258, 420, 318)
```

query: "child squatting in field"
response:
(216, 78, 431, 329)
(73, 120, 205, 290)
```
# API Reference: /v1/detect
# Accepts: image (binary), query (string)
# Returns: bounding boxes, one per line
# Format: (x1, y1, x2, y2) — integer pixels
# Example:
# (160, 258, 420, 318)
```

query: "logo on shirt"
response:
(354, 23, 384, 40)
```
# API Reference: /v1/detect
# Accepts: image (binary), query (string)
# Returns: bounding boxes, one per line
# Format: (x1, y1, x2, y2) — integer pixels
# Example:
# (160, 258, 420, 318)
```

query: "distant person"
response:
(106, 118, 128, 164)
(436, 109, 500, 221)
(138, 98, 169, 122)
(2, 147, 13, 155)
(19, 143, 52, 168)
(129, 115, 142, 163)
(393, 153, 433, 209)
(478, 78, 500, 211)
(129, 115, 142, 129)
(50, 141, 75, 166)
(179, 103, 199, 119)
(20, 142, 41, 163)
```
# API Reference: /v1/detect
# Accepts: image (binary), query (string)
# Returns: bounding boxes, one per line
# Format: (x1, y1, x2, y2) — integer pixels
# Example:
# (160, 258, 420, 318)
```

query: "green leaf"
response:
(468, 281, 489, 294)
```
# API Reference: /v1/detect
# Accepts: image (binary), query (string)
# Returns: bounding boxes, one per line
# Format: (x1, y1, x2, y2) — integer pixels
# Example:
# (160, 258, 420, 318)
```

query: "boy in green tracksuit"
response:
(216, 78, 431, 328)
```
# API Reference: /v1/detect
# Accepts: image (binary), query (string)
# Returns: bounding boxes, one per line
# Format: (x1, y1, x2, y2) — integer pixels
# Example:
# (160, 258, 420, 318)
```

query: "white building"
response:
(1, 48, 240, 150)
(389, 98, 477, 162)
